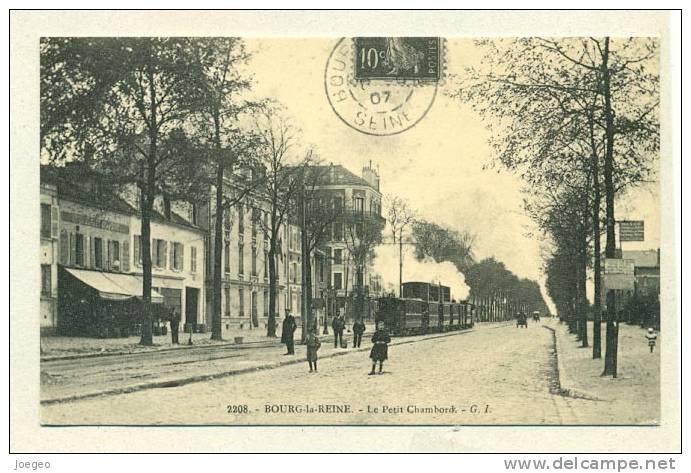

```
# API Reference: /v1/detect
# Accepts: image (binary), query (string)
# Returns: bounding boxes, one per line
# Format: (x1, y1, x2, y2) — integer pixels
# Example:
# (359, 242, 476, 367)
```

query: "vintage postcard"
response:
(10, 10, 680, 453)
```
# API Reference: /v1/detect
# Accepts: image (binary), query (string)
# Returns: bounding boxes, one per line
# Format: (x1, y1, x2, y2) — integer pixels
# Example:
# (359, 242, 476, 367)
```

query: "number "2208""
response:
(226, 404, 249, 414)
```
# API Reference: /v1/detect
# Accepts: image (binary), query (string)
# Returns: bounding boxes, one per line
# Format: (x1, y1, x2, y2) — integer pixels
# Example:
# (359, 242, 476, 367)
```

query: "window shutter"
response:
(89, 236, 95, 268)
(69, 232, 75, 266)
(162, 241, 168, 269)
(51, 206, 59, 239)
(169, 242, 175, 269)
(122, 240, 130, 272)
(179, 244, 184, 271)
(83, 236, 89, 268)
(151, 239, 158, 267)
(134, 236, 140, 266)
(106, 240, 111, 270)
(59, 230, 68, 265)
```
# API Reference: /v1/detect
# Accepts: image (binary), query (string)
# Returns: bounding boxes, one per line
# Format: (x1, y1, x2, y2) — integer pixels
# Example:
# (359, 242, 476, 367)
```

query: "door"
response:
(185, 287, 198, 330)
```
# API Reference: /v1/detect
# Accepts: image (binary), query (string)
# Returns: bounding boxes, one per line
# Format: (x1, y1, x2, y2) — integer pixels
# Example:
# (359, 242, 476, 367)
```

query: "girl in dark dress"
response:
(369, 322, 391, 375)
(305, 326, 321, 372)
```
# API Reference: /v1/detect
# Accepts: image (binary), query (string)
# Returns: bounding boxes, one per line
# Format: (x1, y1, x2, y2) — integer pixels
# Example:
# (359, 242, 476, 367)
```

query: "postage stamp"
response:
(354, 37, 442, 81)
(325, 38, 438, 136)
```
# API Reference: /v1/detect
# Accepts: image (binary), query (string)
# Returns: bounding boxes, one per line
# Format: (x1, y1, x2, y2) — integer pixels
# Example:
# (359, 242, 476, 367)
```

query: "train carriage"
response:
(377, 281, 474, 337)
(376, 296, 428, 336)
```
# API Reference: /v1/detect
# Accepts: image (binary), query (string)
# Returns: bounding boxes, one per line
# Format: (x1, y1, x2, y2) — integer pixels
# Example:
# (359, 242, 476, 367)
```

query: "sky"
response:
(241, 38, 660, 311)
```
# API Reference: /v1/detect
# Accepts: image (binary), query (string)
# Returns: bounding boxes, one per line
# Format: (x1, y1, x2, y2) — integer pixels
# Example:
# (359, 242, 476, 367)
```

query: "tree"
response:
(189, 38, 263, 341)
(455, 37, 659, 375)
(343, 210, 384, 322)
(295, 160, 343, 340)
(411, 220, 475, 274)
(255, 106, 303, 337)
(385, 195, 416, 296)
(41, 38, 210, 345)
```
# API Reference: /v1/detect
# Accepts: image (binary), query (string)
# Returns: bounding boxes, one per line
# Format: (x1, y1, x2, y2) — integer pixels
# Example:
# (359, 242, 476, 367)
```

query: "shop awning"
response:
(65, 268, 164, 303)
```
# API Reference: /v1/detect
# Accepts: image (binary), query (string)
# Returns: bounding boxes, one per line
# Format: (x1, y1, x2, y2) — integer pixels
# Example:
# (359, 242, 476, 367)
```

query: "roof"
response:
(622, 250, 660, 268)
(41, 165, 138, 216)
(311, 164, 377, 189)
(41, 164, 202, 232)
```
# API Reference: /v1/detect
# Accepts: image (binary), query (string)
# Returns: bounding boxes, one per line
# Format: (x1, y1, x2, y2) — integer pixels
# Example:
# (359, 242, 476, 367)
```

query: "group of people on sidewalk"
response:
(280, 309, 390, 375)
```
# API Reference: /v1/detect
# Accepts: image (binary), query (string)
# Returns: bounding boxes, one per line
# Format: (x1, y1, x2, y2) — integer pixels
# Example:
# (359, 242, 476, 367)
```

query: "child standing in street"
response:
(305, 327, 322, 372)
(645, 327, 658, 353)
(369, 321, 391, 375)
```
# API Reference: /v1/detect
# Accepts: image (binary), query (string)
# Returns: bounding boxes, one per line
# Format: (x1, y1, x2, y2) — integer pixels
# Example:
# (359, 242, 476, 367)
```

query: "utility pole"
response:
(399, 229, 403, 297)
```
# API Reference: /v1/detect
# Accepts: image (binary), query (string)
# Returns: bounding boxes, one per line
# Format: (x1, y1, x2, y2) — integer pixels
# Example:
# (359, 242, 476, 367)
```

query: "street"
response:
(41, 323, 642, 426)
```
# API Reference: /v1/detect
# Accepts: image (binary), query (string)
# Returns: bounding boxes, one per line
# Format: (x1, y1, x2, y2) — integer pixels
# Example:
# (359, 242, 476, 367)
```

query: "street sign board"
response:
(604, 258, 635, 275)
(604, 258, 635, 291)
(619, 220, 645, 241)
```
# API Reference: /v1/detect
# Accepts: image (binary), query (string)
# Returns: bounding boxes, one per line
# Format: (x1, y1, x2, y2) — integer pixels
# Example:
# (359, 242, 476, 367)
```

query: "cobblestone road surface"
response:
(41, 324, 633, 425)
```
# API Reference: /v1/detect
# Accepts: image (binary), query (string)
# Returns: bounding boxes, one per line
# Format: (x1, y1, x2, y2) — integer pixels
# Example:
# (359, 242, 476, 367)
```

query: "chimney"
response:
(362, 161, 380, 191)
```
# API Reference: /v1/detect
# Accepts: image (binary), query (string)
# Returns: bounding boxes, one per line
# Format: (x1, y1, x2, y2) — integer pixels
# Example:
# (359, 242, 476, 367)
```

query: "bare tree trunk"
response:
(602, 37, 618, 377)
(139, 74, 157, 346)
(211, 158, 224, 341)
(579, 222, 589, 347)
(592, 146, 603, 358)
(140, 184, 154, 346)
(267, 226, 278, 337)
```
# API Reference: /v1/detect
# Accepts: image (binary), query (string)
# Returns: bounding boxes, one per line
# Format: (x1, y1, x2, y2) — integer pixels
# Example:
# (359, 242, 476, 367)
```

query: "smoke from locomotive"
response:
(373, 245, 470, 300)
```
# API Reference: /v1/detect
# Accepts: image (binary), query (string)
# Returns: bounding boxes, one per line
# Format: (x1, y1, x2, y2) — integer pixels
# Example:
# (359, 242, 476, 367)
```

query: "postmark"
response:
(324, 38, 439, 136)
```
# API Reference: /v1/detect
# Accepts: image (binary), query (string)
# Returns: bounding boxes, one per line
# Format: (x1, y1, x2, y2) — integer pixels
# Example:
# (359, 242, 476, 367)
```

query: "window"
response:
(172, 242, 184, 271)
(224, 240, 230, 274)
(333, 196, 343, 210)
(354, 196, 364, 213)
(238, 243, 244, 275)
(252, 208, 258, 239)
(224, 208, 231, 231)
(41, 265, 51, 297)
(263, 291, 268, 316)
(41, 204, 51, 239)
(94, 238, 104, 269)
(191, 246, 197, 273)
(333, 222, 343, 241)
(251, 247, 257, 276)
(334, 249, 343, 265)
(237, 204, 244, 234)
(134, 235, 142, 265)
(264, 251, 269, 280)
(191, 204, 199, 226)
(334, 272, 343, 290)
(75, 233, 85, 266)
(152, 239, 167, 268)
(239, 288, 245, 316)
(110, 240, 120, 270)
(224, 287, 231, 316)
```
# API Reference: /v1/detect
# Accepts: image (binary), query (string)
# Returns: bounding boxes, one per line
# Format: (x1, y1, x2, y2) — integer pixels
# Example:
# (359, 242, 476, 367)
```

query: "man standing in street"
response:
(170, 309, 181, 345)
(332, 313, 345, 348)
(281, 309, 297, 355)
(352, 318, 365, 348)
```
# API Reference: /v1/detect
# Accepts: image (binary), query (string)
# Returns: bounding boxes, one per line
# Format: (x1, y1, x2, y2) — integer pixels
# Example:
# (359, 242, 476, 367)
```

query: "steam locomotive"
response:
(375, 281, 475, 336)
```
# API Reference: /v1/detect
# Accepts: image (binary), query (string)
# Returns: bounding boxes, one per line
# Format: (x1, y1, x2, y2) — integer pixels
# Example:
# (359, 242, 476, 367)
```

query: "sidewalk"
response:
(549, 319, 660, 424)
(40, 325, 372, 361)
(41, 327, 475, 404)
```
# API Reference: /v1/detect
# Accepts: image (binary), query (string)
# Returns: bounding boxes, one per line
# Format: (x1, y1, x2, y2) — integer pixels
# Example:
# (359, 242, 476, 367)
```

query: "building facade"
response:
(40, 181, 59, 334)
(311, 162, 385, 322)
(198, 177, 296, 334)
(40, 165, 206, 336)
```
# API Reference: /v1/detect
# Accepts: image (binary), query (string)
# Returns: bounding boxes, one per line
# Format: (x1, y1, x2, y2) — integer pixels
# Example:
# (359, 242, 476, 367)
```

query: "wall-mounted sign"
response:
(619, 220, 644, 242)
